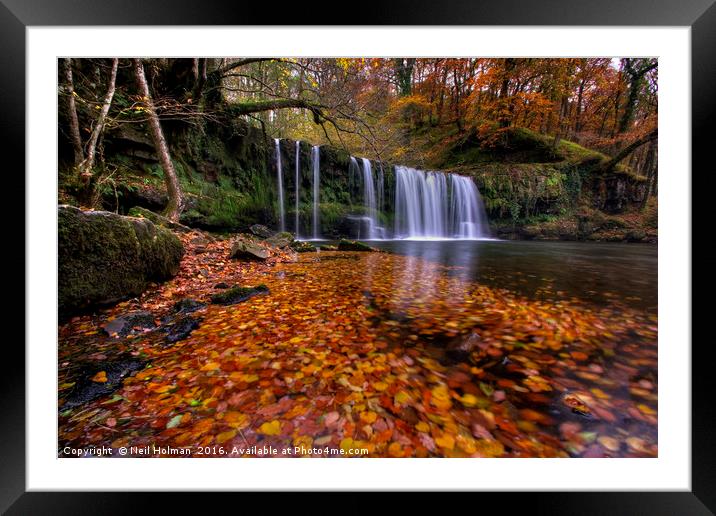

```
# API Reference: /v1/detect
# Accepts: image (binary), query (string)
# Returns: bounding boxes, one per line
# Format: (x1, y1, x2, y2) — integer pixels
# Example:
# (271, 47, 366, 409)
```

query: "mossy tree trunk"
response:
(133, 58, 185, 221)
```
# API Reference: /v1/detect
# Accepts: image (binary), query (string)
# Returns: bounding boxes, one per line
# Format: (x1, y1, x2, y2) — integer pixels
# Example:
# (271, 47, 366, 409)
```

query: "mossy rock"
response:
(290, 241, 316, 253)
(210, 285, 269, 306)
(265, 231, 294, 249)
(337, 239, 378, 252)
(59, 205, 184, 319)
(128, 206, 194, 234)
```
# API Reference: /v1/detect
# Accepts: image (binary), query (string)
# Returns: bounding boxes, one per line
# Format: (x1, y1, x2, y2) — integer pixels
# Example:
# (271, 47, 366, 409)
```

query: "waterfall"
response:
(311, 145, 320, 239)
(361, 158, 382, 240)
(449, 174, 489, 239)
(394, 165, 490, 239)
(274, 139, 285, 232)
(295, 140, 300, 238)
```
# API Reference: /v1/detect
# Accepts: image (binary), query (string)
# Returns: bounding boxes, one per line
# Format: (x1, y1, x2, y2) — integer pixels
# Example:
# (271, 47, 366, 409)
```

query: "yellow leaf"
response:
(200, 362, 220, 372)
(91, 371, 107, 383)
(435, 433, 455, 450)
(459, 393, 479, 408)
(216, 430, 236, 444)
(258, 420, 281, 436)
(637, 403, 656, 415)
(373, 382, 389, 391)
(415, 421, 430, 433)
(224, 411, 249, 429)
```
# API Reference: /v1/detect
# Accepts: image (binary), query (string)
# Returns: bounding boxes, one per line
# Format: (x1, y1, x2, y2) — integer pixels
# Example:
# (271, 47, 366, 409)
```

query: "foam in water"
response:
(274, 139, 285, 232)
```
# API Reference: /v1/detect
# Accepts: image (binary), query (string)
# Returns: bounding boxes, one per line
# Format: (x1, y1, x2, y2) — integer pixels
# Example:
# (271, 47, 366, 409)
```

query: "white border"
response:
(27, 27, 690, 491)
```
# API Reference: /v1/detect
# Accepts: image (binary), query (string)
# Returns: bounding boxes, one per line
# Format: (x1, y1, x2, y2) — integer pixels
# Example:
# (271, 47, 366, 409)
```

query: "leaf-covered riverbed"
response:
(59, 236, 657, 458)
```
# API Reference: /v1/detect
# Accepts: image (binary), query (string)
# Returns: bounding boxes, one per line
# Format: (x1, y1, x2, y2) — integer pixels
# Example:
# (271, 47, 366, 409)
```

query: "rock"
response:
(60, 356, 147, 410)
(229, 239, 269, 260)
(265, 231, 294, 249)
(59, 205, 184, 319)
(250, 224, 275, 238)
(210, 285, 269, 306)
(337, 239, 377, 252)
(173, 298, 206, 314)
(163, 315, 202, 344)
(127, 206, 194, 234)
(214, 282, 229, 289)
(290, 240, 316, 253)
(446, 332, 482, 361)
(102, 311, 156, 337)
(318, 244, 338, 251)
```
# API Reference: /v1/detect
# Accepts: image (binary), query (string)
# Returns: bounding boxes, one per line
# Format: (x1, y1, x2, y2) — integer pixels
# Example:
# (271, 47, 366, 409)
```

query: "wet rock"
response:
(61, 356, 147, 410)
(445, 332, 482, 361)
(173, 298, 206, 314)
(290, 241, 316, 253)
(102, 311, 156, 337)
(210, 285, 269, 306)
(250, 224, 275, 238)
(337, 239, 377, 252)
(163, 315, 202, 344)
(265, 231, 294, 249)
(318, 244, 338, 251)
(229, 239, 269, 260)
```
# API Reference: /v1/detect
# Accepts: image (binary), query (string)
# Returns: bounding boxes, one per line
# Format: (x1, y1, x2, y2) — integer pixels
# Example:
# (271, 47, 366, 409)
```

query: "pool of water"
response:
(360, 240, 657, 313)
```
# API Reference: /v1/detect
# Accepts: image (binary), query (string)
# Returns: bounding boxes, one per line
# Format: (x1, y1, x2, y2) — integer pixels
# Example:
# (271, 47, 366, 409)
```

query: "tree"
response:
(618, 58, 658, 134)
(77, 58, 119, 183)
(61, 58, 83, 168)
(133, 59, 185, 221)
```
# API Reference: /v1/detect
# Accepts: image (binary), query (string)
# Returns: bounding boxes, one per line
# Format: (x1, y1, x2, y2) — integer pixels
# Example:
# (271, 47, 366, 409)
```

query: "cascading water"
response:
(295, 140, 300, 238)
(311, 145, 320, 239)
(274, 138, 285, 232)
(361, 158, 382, 240)
(394, 165, 490, 240)
(449, 173, 489, 239)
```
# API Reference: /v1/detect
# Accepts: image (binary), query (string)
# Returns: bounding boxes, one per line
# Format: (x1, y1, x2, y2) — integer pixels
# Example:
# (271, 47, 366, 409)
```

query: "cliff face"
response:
(58, 116, 652, 242)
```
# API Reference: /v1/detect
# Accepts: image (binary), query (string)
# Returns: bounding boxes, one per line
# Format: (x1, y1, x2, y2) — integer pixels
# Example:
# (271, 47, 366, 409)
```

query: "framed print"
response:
(4, 0, 714, 512)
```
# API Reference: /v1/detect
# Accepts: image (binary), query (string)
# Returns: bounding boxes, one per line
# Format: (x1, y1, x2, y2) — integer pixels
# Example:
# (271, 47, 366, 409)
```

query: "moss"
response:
(59, 205, 184, 318)
(210, 284, 269, 305)
(337, 239, 378, 252)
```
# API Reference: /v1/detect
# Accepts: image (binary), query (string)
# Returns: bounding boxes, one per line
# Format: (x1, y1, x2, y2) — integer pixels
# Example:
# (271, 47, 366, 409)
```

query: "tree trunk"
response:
(78, 58, 118, 181)
(600, 128, 658, 173)
(133, 58, 184, 221)
(62, 58, 83, 167)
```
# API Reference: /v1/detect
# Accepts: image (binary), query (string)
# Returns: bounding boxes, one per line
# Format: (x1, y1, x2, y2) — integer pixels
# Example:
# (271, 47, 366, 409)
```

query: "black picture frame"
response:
(4, 0, 713, 513)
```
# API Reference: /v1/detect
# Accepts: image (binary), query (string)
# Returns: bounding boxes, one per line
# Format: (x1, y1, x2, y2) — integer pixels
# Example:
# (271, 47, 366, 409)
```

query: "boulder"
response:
(210, 285, 269, 306)
(250, 224, 275, 238)
(102, 311, 156, 337)
(229, 239, 269, 260)
(163, 315, 202, 344)
(59, 205, 184, 319)
(290, 240, 317, 253)
(265, 231, 294, 249)
(337, 239, 378, 252)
